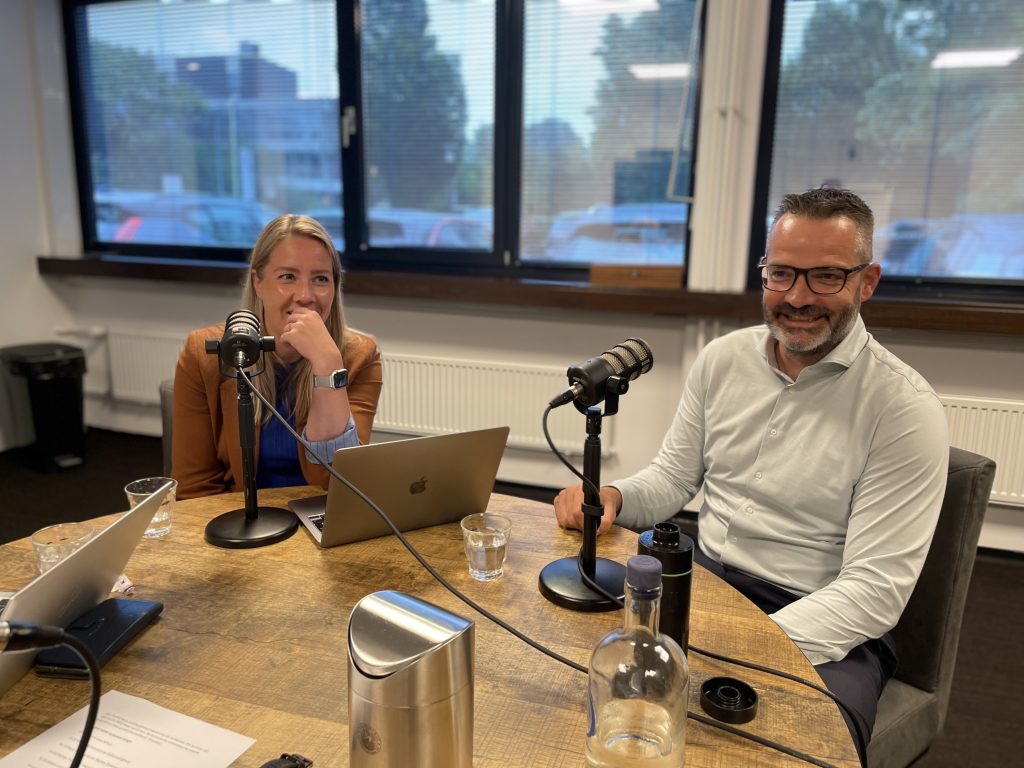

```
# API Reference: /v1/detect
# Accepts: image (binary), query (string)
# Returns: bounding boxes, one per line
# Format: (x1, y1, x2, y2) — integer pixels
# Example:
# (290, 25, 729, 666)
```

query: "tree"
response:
(774, 0, 1024, 215)
(361, 0, 467, 210)
(86, 41, 207, 191)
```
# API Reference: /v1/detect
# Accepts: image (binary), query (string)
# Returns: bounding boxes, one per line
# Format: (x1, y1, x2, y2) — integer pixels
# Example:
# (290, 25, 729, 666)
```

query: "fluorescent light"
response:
(629, 62, 690, 80)
(560, 0, 660, 13)
(931, 48, 1022, 69)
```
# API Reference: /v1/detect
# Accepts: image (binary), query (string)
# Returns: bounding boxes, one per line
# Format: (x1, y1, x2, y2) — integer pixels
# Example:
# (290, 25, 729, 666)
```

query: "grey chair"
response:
(867, 446, 996, 768)
(159, 378, 174, 477)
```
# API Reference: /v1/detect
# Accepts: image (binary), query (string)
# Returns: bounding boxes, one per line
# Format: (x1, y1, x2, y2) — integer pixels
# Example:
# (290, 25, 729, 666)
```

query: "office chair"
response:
(866, 446, 996, 768)
(159, 378, 174, 476)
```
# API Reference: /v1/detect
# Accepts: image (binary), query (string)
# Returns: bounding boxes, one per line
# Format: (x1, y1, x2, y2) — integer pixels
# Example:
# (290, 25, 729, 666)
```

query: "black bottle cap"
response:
(699, 677, 758, 724)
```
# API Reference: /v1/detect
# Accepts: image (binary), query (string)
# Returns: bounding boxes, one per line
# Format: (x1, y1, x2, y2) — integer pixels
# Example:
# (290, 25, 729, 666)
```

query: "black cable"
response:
(61, 633, 102, 768)
(239, 368, 588, 675)
(541, 404, 601, 500)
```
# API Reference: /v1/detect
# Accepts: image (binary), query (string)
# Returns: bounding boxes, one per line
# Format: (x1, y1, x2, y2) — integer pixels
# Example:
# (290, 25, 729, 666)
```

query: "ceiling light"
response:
(629, 62, 690, 79)
(931, 48, 1022, 69)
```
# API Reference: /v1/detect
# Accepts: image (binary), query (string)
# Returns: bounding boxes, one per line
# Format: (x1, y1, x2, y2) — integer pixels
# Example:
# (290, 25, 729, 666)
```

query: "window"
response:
(763, 0, 1024, 291)
(64, 0, 700, 273)
(520, 0, 699, 267)
(69, 0, 341, 254)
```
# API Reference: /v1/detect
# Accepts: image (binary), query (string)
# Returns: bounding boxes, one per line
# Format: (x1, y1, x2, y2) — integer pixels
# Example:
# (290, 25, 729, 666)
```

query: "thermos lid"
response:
(348, 591, 474, 705)
(638, 522, 694, 573)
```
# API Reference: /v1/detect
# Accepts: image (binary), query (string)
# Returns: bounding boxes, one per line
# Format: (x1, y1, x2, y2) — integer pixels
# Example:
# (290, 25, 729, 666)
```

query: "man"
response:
(553, 187, 948, 763)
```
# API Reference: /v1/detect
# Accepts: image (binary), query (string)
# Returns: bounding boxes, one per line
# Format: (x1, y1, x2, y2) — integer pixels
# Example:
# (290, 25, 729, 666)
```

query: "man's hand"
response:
(553, 484, 621, 535)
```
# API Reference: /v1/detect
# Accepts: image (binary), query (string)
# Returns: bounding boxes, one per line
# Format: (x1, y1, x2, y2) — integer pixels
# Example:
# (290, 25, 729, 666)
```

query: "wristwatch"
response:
(313, 368, 349, 389)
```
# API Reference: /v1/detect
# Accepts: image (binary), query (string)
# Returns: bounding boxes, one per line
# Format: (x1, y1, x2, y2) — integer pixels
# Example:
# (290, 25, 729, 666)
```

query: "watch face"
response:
(332, 369, 349, 388)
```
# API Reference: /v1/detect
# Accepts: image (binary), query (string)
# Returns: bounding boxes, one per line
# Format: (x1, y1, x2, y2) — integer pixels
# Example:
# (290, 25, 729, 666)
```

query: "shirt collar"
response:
(758, 314, 870, 373)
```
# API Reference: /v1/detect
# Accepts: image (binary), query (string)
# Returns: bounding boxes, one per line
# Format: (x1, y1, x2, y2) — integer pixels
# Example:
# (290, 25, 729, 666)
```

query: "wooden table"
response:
(0, 490, 859, 767)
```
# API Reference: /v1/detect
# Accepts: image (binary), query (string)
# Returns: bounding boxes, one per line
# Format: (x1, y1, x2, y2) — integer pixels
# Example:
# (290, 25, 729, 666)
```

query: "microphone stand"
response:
(539, 386, 627, 612)
(204, 341, 299, 549)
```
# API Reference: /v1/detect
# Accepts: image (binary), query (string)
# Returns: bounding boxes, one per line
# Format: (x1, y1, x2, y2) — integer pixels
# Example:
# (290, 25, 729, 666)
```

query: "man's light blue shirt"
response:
(613, 316, 949, 664)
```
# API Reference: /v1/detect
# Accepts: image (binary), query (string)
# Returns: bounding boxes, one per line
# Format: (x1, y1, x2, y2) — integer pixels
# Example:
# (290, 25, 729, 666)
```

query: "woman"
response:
(172, 214, 382, 499)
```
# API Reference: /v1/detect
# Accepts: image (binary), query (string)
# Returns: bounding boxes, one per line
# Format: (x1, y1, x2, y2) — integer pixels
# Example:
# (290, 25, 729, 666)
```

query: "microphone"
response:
(0, 620, 65, 652)
(205, 310, 275, 369)
(549, 338, 654, 408)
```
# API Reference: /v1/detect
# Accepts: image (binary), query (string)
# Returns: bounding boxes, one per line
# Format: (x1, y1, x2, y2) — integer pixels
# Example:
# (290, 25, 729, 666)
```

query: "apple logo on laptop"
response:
(409, 476, 427, 495)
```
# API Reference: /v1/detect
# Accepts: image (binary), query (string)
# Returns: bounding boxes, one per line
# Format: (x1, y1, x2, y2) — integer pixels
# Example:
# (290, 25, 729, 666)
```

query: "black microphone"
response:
(549, 338, 654, 408)
(206, 310, 275, 369)
(0, 620, 65, 652)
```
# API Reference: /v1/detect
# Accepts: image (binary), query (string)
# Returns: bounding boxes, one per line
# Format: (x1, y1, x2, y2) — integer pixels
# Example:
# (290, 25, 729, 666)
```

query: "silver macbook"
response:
(289, 426, 510, 548)
(0, 484, 170, 695)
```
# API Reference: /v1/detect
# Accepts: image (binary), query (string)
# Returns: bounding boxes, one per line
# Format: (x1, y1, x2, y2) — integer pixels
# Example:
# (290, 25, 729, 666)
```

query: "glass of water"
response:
(30, 521, 95, 574)
(460, 512, 512, 581)
(124, 477, 177, 538)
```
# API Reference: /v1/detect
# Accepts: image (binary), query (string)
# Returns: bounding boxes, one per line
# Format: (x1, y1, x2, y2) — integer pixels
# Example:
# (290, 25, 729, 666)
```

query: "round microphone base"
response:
(538, 556, 626, 612)
(204, 507, 298, 549)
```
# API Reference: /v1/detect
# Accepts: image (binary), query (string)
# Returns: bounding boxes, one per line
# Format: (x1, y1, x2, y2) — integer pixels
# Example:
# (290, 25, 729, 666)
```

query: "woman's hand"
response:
(279, 307, 343, 371)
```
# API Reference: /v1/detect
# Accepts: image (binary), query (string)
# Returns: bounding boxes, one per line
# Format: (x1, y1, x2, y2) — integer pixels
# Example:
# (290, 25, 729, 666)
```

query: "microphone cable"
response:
(239, 368, 588, 676)
(543, 405, 848, 768)
(2, 624, 101, 768)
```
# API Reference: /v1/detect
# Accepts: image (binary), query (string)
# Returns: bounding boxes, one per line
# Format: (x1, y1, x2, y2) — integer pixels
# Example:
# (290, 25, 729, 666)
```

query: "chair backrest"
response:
(889, 445, 995, 728)
(159, 378, 174, 476)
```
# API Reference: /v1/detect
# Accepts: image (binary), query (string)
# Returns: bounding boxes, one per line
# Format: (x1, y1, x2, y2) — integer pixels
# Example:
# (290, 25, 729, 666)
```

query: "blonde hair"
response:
(240, 214, 349, 425)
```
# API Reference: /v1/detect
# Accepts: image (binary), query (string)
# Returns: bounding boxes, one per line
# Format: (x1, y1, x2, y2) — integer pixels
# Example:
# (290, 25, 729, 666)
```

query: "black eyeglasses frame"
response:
(757, 259, 871, 295)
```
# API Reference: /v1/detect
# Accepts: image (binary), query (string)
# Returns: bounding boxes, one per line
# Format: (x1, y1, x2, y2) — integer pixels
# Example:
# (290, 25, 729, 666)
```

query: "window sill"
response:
(37, 255, 1024, 336)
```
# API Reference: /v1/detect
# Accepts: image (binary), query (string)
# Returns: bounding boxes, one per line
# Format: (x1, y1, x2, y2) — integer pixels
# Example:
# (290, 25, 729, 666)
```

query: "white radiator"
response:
(108, 331, 182, 405)
(942, 395, 1024, 507)
(376, 354, 604, 456)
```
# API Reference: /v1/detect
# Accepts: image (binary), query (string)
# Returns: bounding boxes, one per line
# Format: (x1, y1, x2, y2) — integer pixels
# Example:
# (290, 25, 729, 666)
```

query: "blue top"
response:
(256, 362, 360, 488)
(256, 364, 305, 489)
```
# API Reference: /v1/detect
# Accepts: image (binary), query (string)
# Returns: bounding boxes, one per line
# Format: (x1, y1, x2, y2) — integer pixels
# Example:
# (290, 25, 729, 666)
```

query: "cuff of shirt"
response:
(302, 415, 358, 464)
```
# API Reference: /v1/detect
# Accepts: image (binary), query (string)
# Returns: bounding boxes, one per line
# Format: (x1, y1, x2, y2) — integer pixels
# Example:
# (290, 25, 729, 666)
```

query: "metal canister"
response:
(348, 591, 474, 767)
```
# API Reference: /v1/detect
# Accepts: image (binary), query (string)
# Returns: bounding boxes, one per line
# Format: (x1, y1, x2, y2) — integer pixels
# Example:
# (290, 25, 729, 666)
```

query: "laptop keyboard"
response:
(309, 514, 326, 532)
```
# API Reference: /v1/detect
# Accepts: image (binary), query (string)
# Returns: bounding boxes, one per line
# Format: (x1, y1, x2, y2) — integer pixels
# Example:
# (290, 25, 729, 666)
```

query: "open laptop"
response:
(289, 426, 510, 548)
(0, 483, 170, 695)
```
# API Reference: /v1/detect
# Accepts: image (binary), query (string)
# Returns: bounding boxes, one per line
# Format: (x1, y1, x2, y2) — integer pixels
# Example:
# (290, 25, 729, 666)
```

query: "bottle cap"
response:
(626, 555, 662, 591)
(699, 677, 758, 724)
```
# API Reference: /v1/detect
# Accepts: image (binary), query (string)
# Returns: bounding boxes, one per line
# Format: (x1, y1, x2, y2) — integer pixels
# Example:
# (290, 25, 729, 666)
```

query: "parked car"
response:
(540, 202, 688, 265)
(97, 192, 280, 247)
(878, 214, 1024, 279)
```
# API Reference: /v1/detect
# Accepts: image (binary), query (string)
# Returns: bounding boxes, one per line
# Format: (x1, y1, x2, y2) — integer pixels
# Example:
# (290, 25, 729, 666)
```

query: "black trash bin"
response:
(0, 343, 87, 471)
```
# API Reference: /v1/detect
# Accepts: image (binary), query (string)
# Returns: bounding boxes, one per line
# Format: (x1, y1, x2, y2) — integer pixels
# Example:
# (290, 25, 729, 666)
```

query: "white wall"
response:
(2, 0, 1022, 551)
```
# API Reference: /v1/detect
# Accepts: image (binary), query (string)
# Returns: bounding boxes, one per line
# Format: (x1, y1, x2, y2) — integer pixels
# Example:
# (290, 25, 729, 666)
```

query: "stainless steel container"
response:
(348, 590, 474, 767)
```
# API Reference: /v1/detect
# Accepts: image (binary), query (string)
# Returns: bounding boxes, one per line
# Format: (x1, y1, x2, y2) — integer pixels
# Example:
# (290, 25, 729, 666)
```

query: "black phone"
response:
(34, 597, 163, 679)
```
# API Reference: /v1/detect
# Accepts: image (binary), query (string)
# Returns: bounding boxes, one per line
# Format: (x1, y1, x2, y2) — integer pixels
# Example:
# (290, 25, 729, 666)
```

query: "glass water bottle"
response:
(585, 555, 689, 767)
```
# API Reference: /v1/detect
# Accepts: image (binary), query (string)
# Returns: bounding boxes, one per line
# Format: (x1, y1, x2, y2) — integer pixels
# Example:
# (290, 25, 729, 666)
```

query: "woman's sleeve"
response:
(347, 336, 383, 446)
(172, 332, 228, 499)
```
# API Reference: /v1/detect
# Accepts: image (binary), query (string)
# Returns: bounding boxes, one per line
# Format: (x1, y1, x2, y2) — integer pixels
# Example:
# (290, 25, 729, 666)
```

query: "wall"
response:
(2, 0, 1021, 552)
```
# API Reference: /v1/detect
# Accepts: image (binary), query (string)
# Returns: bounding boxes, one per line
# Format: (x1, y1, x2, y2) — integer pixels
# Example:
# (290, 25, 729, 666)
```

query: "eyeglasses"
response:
(758, 259, 870, 295)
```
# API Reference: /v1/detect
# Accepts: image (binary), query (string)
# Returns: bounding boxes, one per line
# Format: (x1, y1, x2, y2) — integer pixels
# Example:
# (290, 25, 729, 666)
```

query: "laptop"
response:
(0, 483, 170, 696)
(289, 426, 510, 548)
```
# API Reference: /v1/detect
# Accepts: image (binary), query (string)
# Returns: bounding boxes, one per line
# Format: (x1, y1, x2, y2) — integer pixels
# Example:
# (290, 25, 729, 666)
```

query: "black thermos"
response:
(637, 521, 693, 652)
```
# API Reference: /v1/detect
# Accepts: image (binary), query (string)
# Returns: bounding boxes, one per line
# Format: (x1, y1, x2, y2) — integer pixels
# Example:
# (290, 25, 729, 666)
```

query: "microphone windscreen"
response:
(600, 338, 653, 381)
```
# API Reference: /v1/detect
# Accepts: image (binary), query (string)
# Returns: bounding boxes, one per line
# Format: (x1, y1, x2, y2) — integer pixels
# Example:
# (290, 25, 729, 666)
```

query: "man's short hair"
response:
(769, 187, 875, 262)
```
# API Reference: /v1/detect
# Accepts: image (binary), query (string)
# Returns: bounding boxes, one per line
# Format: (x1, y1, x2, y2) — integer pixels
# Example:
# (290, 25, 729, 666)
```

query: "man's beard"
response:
(763, 298, 860, 358)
